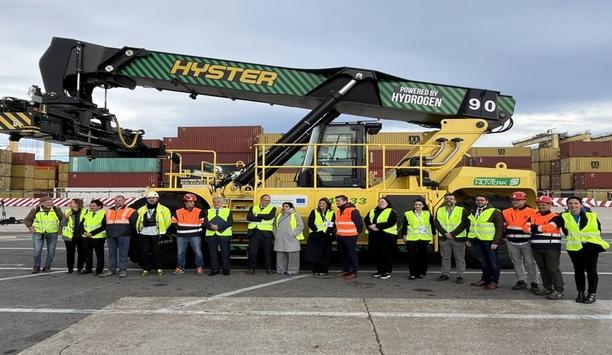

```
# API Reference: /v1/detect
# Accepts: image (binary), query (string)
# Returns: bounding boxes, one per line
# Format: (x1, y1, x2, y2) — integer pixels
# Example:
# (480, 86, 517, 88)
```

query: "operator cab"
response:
(297, 121, 381, 188)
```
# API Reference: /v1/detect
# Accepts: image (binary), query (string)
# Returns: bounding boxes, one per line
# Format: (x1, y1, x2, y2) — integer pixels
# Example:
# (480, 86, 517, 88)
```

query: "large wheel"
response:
(128, 191, 210, 268)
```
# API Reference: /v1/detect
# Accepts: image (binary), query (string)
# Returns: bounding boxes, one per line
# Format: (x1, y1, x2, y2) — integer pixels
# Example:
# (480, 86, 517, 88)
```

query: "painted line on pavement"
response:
(168, 274, 311, 310)
(0, 270, 64, 281)
(0, 306, 611, 320)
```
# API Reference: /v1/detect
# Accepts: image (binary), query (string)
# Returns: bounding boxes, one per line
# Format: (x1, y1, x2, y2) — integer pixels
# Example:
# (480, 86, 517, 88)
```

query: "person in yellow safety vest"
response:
(335, 195, 364, 280)
(60, 198, 85, 274)
(536, 196, 609, 304)
(365, 197, 398, 280)
(401, 198, 435, 280)
(136, 191, 172, 277)
(79, 199, 107, 276)
(466, 195, 505, 290)
(273, 202, 304, 275)
(24, 196, 64, 273)
(304, 198, 335, 276)
(101, 195, 137, 278)
(204, 196, 233, 276)
(246, 194, 277, 275)
(433, 193, 470, 283)
(171, 193, 206, 276)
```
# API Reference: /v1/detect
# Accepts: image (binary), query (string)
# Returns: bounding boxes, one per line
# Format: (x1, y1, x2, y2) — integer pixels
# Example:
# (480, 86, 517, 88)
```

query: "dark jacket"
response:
(469, 206, 505, 245)
(106, 207, 138, 238)
(307, 209, 336, 236)
(205, 208, 234, 233)
(433, 206, 470, 240)
(337, 203, 364, 235)
(24, 206, 65, 231)
(400, 209, 436, 237)
(246, 205, 277, 237)
(364, 207, 398, 237)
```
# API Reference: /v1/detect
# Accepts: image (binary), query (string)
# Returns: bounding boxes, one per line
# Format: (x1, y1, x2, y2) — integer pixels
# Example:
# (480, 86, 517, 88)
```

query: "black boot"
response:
(583, 293, 597, 304)
(575, 291, 586, 303)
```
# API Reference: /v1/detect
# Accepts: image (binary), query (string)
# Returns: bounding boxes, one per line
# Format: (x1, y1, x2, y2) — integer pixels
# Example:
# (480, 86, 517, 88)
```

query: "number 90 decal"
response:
(468, 98, 496, 113)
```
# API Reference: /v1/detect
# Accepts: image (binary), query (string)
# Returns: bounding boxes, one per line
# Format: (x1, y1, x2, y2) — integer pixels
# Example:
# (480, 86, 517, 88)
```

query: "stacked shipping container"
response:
(0, 150, 11, 196)
(556, 141, 612, 192)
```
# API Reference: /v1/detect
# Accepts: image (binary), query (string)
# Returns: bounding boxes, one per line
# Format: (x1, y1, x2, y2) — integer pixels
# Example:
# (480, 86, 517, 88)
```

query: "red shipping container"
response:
(143, 139, 163, 148)
(573, 172, 612, 189)
(35, 160, 61, 167)
(177, 126, 262, 138)
(368, 150, 411, 169)
(11, 152, 36, 165)
(164, 136, 256, 153)
(560, 141, 612, 158)
(464, 156, 532, 169)
(68, 172, 161, 188)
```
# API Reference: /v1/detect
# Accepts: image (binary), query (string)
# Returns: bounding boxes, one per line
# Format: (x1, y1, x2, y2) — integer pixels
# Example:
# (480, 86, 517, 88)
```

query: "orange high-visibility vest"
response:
(335, 207, 358, 237)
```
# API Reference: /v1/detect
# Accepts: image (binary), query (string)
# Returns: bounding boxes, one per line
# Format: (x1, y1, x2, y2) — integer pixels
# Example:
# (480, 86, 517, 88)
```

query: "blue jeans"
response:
(472, 239, 500, 283)
(107, 235, 130, 272)
(205, 236, 231, 272)
(32, 233, 58, 269)
(177, 236, 203, 269)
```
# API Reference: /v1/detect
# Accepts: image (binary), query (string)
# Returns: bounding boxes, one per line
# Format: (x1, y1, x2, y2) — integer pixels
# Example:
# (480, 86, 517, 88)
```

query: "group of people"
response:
(24, 191, 609, 303)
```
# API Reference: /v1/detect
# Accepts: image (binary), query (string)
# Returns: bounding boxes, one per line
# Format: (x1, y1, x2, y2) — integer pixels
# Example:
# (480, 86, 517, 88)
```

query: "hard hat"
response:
(183, 193, 197, 202)
(510, 191, 527, 201)
(536, 195, 553, 204)
(145, 191, 159, 198)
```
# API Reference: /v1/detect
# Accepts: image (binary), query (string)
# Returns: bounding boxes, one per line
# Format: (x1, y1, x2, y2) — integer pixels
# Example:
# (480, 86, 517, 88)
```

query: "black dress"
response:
(304, 209, 335, 273)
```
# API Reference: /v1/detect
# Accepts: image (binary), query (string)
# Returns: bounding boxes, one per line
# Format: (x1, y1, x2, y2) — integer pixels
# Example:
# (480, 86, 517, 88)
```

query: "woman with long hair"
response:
(304, 198, 335, 276)
(60, 198, 85, 274)
(401, 198, 435, 279)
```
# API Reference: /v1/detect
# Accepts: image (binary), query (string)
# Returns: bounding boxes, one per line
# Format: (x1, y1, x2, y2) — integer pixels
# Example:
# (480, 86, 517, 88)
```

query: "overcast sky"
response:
(1, 0, 611, 159)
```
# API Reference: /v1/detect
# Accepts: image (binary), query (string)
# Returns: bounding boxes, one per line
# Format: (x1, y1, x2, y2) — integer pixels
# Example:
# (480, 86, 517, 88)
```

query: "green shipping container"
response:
(69, 157, 160, 173)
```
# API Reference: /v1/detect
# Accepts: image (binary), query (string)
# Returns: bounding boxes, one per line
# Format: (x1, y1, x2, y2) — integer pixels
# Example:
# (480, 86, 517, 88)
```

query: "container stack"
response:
(68, 157, 162, 188)
(557, 141, 612, 200)
(162, 126, 260, 185)
(10, 152, 35, 197)
(57, 162, 68, 187)
(0, 150, 12, 197)
(530, 147, 560, 191)
(463, 147, 532, 170)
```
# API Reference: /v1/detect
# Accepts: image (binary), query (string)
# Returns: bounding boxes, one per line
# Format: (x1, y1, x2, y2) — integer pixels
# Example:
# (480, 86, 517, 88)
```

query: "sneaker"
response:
(379, 273, 391, 280)
(546, 290, 564, 300)
(118, 270, 128, 278)
(172, 268, 184, 275)
(141, 270, 149, 277)
(321, 272, 328, 276)
(409, 275, 416, 280)
(575, 291, 586, 303)
(223, 271, 230, 276)
(455, 277, 464, 284)
(534, 288, 553, 296)
(371, 273, 382, 278)
(31, 267, 40, 274)
(436, 275, 449, 281)
(470, 279, 487, 286)
(156, 269, 164, 276)
(99, 271, 115, 278)
(511, 281, 527, 290)
(208, 271, 218, 276)
(196, 267, 204, 275)
(530, 283, 540, 293)
(42, 267, 51, 273)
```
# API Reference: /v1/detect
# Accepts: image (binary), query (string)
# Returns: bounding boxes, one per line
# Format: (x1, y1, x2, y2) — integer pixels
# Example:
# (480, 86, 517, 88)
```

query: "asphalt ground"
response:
(1, 231, 612, 354)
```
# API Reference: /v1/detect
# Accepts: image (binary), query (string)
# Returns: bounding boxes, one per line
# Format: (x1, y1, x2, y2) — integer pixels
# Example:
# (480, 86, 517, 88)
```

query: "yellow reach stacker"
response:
(0, 38, 535, 262)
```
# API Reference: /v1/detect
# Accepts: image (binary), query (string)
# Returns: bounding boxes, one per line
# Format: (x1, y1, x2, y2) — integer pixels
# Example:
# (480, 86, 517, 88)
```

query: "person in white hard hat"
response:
(135, 191, 172, 277)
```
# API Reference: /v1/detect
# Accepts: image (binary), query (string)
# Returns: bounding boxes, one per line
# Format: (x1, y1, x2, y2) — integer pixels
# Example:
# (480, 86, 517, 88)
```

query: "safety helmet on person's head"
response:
(510, 191, 527, 201)
(183, 193, 197, 202)
(145, 191, 159, 198)
(536, 195, 553, 204)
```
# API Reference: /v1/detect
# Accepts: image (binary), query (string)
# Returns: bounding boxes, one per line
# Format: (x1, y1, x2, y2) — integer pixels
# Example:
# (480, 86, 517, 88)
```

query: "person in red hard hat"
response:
(171, 193, 206, 275)
(502, 191, 540, 292)
(523, 195, 564, 299)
